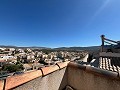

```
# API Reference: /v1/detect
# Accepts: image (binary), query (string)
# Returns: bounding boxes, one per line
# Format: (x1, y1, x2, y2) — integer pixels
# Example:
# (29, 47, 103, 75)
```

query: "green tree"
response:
(24, 49, 28, 53)
(2, 64, 24, 73)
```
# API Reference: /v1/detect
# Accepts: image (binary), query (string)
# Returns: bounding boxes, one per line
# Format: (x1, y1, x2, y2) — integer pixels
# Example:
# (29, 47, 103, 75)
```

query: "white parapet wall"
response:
(81, 54, 88, 62)
(99, 52, 120, 57)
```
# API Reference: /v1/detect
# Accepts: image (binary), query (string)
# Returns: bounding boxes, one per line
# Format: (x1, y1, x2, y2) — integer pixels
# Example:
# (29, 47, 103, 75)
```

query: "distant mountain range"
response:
(0, 45, 49, 49)
(55, 46, 101, 51)
(0, 45, 101, 51)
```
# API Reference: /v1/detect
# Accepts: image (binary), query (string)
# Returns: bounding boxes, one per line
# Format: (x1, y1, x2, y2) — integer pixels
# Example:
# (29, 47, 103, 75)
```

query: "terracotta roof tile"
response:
(56, 61, 70, 69)
(40, 61, 70, 76)
(5, 70, 42, 90)
(41, 65, 59, 76)
(0, 61, 70, 90)
(99, 57, 120, 74)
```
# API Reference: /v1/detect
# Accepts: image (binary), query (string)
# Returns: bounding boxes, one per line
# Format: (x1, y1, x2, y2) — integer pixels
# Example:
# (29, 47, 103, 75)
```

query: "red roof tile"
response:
(56, 61, 70, 69)
(41, 65, 59, 76)
(5, 70, 42, 90)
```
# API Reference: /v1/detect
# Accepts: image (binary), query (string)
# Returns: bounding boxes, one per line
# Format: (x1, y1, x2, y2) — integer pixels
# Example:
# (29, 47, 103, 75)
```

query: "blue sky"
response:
(0, 0, 120, 48)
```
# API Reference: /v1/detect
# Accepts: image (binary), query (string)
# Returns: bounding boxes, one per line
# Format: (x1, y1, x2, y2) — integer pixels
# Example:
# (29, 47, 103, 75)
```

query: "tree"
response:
(14, 49, 19, 54)
(17, 56, 21, 61)
(2, 64, 24, 73)
(24, 49, 28, 53)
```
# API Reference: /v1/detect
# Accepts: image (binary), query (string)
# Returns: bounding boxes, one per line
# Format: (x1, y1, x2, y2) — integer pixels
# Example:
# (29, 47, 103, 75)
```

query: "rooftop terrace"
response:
(0, 56, 120, 90)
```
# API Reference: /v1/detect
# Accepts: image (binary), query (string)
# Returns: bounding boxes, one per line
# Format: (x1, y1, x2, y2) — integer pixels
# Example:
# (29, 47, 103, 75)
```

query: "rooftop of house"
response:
(0, 53, 120, 90)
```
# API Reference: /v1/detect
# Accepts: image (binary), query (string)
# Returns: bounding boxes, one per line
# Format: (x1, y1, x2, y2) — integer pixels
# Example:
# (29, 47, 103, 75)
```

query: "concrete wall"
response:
(68, 64, 120, 90)
(13, 67, 67, 90)
(0, 80, 4, 90)
(81, 54, 88, 62)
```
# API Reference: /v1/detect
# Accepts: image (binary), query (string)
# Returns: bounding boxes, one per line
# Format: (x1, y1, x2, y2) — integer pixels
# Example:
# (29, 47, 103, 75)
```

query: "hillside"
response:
(0, 45, 101, 52)
(55, 46, 101, 51)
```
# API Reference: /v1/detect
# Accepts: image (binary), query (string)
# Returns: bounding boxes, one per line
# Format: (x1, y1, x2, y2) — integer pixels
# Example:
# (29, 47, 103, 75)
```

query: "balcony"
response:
(0, 60, 120, 90)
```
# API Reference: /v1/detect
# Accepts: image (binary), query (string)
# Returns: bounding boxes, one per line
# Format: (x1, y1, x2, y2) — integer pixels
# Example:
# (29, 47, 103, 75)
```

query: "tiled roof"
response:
(99, 57, 120, 74)
(5, 70, 42, 90)
(0, 61, 70, 90)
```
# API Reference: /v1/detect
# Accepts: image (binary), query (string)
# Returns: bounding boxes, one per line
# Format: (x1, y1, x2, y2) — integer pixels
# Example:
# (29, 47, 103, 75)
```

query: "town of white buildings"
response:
(0, 47, 87, 76)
